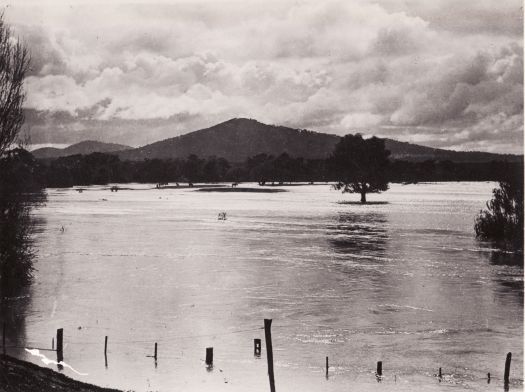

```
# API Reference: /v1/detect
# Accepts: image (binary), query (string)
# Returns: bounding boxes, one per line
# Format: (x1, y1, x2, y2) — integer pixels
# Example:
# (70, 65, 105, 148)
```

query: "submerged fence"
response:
(1, 320, 519, 391)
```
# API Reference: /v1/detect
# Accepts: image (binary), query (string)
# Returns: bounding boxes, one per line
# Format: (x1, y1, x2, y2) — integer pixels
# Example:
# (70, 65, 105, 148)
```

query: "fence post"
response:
(254, 338, 261, 357)
(325, 356, 329, 378)
(504, 352, 511, 385)
(2, 322, 5, 356)
(56, 328, 63, 363)
(154, 342, 158, 361)
(206, 347, 213, 367)
(104, 336, 108, 367)
(376, 361, 382, 378)
(264, 319, 276, 392)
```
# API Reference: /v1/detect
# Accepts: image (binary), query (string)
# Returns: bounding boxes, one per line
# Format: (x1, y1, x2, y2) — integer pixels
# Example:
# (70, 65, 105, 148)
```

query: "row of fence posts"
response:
(0, 321, 517, 391)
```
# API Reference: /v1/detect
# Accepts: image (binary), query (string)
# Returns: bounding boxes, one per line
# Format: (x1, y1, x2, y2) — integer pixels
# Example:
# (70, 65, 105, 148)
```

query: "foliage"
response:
(330, 134, 391, 203)
(0, 14, 36, 296)
(34, 150, 525, 188)
(475, 175, 524, 251)
(0, 14, 30, 156)
(0, 149, 46, 296)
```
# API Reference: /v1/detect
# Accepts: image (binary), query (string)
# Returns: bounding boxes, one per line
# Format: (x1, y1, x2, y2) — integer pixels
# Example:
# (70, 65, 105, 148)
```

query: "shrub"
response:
(475, 178, 523, 251)
(0, 149, 46, 296)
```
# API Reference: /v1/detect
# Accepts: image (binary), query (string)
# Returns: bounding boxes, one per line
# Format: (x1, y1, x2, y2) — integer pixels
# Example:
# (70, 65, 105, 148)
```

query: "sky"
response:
(2, 0, 524, 153)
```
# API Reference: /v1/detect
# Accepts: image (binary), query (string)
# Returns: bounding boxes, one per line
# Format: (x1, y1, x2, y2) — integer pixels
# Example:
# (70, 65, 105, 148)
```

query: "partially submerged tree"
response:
(475, 175, 524, 251)
(0, 13, 35, 296)
(0, 13, 29, 156)
(0, 149, 45, 296)
(330, 134, 390, 203)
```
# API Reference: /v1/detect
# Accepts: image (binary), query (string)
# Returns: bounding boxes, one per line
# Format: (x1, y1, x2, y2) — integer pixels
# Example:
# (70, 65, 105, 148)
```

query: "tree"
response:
(183, 154, 205, 182)
(0, 13, 30, 156)
(0, 149, 45, 295)
(475, 175, 524, 251)
(0, 15, 35, 295)
(330, 134, 390, 203)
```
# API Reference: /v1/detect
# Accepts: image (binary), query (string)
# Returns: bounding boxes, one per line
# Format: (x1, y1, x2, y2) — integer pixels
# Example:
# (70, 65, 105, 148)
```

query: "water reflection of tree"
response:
(487, 249, 524, 267)
(477, 247, 524, 305)
(327, 212, 389, 257)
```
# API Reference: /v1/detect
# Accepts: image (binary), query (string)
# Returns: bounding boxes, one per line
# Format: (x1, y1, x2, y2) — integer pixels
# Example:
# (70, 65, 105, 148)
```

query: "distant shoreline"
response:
(197, 187, 287, 193)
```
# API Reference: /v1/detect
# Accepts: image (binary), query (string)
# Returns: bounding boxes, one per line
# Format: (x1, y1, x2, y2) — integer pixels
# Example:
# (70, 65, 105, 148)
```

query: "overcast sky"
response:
(3, 0, 523, 153)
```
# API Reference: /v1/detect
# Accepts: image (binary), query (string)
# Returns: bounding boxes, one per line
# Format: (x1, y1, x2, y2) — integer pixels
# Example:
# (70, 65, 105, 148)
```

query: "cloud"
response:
(341, 112, 383, 129)
(3, 0, 522, 153)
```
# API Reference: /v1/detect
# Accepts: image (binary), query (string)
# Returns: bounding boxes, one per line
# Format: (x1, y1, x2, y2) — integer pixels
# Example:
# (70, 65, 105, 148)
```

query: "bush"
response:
(475, 178, 523, 251)
(0, 149, 46, 296)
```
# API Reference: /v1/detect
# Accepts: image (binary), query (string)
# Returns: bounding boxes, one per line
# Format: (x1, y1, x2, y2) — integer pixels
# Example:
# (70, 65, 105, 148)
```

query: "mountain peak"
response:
(218, 117, 264, 127)
(117, 119, 522, 163)
(119, 118, 340, 161)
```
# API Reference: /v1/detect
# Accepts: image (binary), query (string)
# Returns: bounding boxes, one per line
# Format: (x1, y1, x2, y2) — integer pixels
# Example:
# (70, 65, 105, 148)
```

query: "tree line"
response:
(27, 149, 523, 188)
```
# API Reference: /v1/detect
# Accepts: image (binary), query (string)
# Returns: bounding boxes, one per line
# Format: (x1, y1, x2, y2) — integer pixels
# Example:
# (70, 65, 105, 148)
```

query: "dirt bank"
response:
(0, 355, 123, 392)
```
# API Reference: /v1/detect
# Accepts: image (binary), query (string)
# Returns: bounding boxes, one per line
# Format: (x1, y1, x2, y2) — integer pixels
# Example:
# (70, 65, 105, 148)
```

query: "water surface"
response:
(2, 182, 523, 391)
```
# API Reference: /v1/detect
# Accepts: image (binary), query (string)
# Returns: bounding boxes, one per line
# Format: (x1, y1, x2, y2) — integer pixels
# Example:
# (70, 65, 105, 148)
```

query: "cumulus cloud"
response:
(3, 0, 523, 152)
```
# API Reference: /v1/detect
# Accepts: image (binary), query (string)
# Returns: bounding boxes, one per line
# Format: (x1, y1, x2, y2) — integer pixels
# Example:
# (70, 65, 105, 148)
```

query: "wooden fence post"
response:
(376, 361, 382, 377)
(56, 328, 63, 363)
(254, 338, 261, 356)
(104, 336, 108, 367)
(206, 347, 213, 366)
(325, 356, 329, 378)
(504, 352, 511, 384)
(264, 319, 276, 392)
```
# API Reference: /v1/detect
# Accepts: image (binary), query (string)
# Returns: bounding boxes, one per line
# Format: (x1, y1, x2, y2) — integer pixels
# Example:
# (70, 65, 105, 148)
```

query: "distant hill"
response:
(117, 118, 522, 163)
(32, 141, 131, 159)
(383, 139, 521, 162)
(118, 118, 339, 162)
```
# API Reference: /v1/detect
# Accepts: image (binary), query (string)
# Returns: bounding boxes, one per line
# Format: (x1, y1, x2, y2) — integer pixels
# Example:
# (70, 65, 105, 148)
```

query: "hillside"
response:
(32, 141, 131, 159)
(118, 118, 339, 161)
(117, 118, 521, 163)
(383, 139, 521, 162)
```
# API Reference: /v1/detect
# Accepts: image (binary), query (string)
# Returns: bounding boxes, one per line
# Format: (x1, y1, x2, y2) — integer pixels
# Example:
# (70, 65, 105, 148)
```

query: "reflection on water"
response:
(482, 248, 525, 304)
(1, 182, 522, 392)
(487, 248, 524, 267)
(327, 212, 388, 257)
(0, 293, 30, 355)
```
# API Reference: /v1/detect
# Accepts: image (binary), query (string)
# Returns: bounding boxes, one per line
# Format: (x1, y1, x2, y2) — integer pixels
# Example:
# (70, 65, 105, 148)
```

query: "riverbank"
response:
(0, 355, 123, 392)
(196, 187, 286, 192)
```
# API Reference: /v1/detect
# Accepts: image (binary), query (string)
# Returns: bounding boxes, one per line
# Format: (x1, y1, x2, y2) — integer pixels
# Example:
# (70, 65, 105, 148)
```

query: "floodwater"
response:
(1, 182, 523, 391)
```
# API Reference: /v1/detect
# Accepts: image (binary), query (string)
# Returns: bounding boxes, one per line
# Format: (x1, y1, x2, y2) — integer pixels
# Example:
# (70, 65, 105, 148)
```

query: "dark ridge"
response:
(116, 118, 522, 163)
(32, 140, 131, 159)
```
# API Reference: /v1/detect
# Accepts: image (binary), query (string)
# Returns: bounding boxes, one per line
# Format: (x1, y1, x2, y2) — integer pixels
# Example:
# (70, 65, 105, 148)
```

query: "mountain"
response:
(32, 140, 131, 159)
(118, 118, 339, 162)
(383, 139, 521, 162)
(117, 118, 522, 163)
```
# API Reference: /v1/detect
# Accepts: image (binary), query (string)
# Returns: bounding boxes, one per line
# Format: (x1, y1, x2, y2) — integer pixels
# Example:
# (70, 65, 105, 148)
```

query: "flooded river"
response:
(2, 182, 523, 391)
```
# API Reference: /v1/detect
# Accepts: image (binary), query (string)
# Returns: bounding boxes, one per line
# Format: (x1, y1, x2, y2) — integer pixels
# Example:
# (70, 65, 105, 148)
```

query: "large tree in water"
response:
(0, 13, 29, 156)
(330, 134, 390, 203)
(0, 13, 36, 296)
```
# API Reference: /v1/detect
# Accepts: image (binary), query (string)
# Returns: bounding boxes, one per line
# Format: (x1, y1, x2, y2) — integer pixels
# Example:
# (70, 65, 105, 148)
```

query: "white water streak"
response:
(25, 348, 88, 376)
